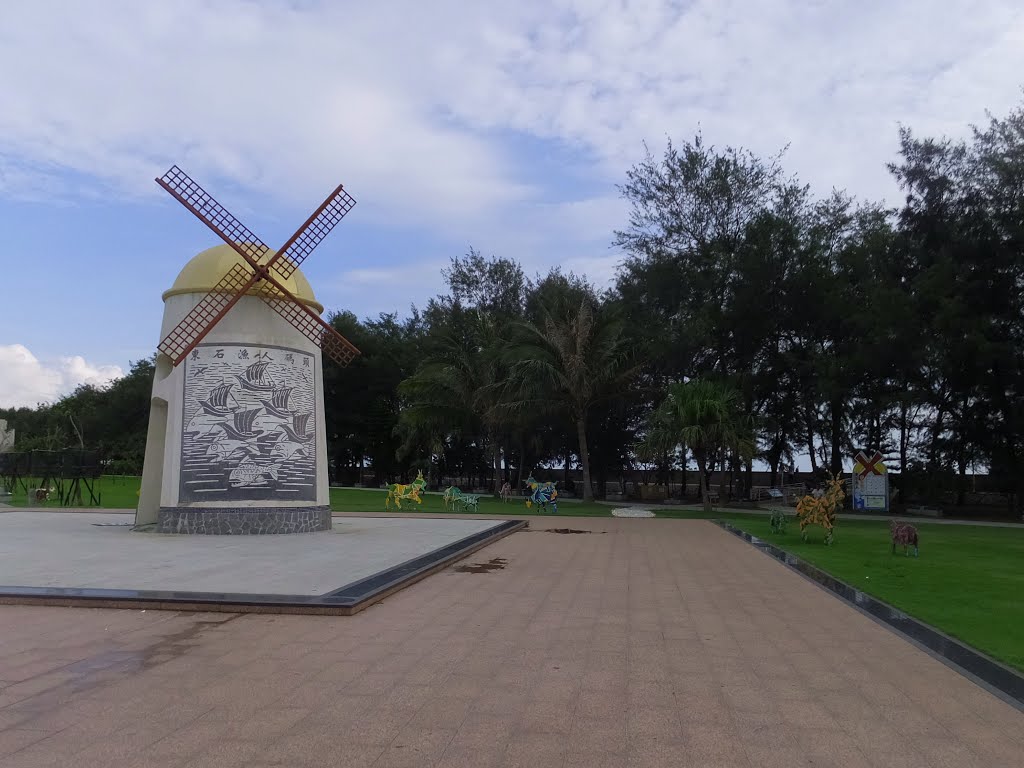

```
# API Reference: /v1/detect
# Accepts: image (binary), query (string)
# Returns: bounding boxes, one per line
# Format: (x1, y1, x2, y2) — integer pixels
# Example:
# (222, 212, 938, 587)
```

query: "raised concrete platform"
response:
(0, 511, 522, 614)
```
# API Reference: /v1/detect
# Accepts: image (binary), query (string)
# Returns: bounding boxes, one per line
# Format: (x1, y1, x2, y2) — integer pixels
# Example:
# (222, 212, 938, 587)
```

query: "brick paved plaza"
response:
(1, 518, 1021, 767)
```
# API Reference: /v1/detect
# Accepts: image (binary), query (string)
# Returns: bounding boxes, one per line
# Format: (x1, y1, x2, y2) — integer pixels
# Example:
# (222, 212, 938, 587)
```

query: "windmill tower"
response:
(137, 167, 359, 534)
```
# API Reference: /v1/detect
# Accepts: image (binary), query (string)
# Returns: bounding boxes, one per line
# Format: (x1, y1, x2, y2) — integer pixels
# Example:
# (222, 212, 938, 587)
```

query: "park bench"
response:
(907, 505, 943, 518)
(752, 485, 804, 504)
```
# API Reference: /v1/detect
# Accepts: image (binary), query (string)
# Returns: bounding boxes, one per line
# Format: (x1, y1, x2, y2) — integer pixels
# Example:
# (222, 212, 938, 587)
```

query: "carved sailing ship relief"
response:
(180, 344, 316, 503)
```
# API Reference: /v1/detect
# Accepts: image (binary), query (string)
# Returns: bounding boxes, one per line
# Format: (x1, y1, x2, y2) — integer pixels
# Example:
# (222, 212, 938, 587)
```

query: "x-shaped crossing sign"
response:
(854, 450, 886, 478)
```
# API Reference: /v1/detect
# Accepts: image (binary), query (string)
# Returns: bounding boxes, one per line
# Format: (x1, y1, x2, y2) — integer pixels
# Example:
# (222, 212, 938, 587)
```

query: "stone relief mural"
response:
(180, 343, 316, 503)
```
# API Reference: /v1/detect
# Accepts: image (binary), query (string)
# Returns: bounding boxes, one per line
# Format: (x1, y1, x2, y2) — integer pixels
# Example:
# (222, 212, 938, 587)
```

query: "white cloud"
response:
(338, 268, 424, 287)
(428, 0, 1024, 204)
(562, 254, 623, 290)
(0, 0, 1021, 246)
(332, 262, 449, 292)
(0, 345, 123, 408)
(0, 1, 536, 224)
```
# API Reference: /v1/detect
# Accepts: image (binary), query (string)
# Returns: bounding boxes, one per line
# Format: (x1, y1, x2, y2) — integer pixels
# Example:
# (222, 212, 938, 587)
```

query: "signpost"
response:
(851, 450, 888, 512)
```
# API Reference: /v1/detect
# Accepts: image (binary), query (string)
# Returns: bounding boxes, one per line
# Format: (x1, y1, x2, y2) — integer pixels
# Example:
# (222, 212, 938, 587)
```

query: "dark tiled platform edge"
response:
(713, 519, 1024, 712)
(155, 505, 332, 534)
(0, 519, 525, 616)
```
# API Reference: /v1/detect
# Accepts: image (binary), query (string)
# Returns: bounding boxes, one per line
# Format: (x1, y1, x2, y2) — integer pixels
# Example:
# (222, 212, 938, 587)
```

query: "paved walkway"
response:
(0, 518, 1021, 767)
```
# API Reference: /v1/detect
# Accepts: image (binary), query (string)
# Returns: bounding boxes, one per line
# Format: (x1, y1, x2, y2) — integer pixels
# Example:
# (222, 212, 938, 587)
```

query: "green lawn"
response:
(1, 475, 142, 509)
(721, 514, 1024, 672)
(1, 476, 621, 518)
(329, 486, 621, 517)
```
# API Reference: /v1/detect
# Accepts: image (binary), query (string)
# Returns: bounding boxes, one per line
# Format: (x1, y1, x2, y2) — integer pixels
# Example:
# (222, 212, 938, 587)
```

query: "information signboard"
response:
(851, 450, 888, 512)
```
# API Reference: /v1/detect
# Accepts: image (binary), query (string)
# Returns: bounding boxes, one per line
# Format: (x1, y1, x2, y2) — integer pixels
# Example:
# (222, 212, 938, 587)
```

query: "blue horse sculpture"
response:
(525, 474, 558, 514)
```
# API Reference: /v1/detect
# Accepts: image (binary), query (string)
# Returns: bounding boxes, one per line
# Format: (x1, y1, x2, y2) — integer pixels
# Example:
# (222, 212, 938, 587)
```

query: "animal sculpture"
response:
(524, 474, 558, 514)
(442, 486, 481, 512)
(769, 507, 787, 534)
(795, 473, 845, 545)
(386, 470, 426, 511)
(443, 485, 461, 511)
(458, 492, 482, 512)
(890, 519, 919, 557)
(500, 481, 512, 503)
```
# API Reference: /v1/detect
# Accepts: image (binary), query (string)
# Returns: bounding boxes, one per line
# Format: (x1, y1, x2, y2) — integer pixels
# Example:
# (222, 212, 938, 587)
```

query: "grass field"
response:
(327, 486, 627, 516)
(0, 476, 626, 517)
(722, 514, 1024, 672)
(1, 475, 143, 509)
(4, 475, 1021, 672)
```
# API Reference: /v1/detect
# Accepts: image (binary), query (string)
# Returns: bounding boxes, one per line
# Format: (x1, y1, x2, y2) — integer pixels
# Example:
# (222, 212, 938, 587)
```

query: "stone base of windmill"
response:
(155, 505, 332, 535)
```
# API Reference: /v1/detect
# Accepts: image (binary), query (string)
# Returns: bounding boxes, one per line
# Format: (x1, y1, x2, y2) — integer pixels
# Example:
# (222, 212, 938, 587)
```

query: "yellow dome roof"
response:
(163, 244, 323, 313)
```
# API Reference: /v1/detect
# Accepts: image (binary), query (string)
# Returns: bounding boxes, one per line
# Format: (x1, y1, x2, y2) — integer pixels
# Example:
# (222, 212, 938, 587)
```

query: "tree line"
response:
(4, 96, 1022, 515)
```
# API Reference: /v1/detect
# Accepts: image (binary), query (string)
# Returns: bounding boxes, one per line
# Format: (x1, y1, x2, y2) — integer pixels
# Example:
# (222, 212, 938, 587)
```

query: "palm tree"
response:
(504, 298, 637, 502)
(645, 379, 754, 513)
(398, 310, 507, 492)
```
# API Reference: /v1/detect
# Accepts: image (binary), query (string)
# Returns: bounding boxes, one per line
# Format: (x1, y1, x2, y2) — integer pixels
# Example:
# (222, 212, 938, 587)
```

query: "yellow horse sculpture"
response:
(795, 472, 845, 545)
(385, 470, 426, 511)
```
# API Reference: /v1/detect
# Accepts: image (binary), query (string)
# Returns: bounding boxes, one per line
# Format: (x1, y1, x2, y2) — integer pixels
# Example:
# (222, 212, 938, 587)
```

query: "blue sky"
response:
(1, 0, 1022, 408)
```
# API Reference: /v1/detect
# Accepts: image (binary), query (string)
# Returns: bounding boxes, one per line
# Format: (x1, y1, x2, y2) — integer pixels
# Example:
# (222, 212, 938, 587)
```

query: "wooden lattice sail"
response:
(154, 165, 360, 367)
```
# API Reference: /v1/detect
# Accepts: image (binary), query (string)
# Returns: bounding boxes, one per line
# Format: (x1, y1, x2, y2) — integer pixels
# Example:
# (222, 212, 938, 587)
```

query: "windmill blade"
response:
(266, 183, 357, 281)
(254, 276, 360, 367)
(158, 264, 260, 365)
(155, 165, 360, 367)
(261, 294, 360, 367)
(156, 165, 270, 270)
